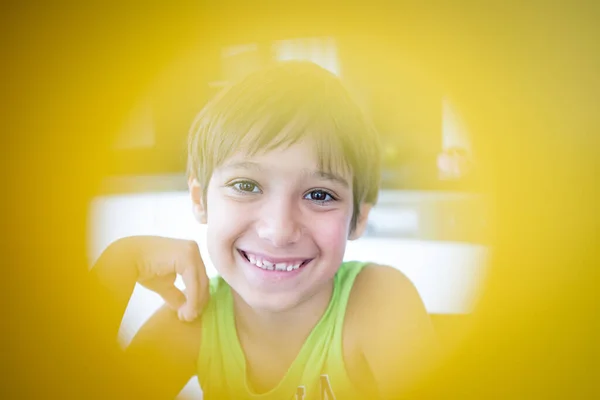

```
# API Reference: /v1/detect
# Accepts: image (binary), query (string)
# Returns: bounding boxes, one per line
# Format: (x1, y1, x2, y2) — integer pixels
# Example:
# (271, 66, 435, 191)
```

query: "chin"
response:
(241, 288, 304, 313)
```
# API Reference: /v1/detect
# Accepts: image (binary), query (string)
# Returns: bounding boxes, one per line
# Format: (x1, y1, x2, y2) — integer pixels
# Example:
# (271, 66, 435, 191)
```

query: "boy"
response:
(93, 61, 437, 399)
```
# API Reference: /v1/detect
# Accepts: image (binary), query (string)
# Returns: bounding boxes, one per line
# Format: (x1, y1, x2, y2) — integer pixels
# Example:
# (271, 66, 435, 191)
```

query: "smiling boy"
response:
(94, 61, 436, 399)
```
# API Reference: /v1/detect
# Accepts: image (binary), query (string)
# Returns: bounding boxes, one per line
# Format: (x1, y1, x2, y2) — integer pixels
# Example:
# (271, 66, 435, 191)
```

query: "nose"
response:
(256, 196, 302, 247)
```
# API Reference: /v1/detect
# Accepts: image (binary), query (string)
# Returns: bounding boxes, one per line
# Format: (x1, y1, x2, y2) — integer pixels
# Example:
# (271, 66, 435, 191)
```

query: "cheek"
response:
(308, 210, 351, 257)
(205, 190, 248, 254)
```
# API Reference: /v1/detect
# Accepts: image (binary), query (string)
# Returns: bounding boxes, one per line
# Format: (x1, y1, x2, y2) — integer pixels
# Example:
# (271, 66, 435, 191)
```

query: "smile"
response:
(238, 250, 312, 272)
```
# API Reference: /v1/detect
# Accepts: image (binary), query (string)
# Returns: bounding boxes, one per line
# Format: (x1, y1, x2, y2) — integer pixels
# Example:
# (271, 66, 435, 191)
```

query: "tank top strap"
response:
(332, 261, 370, 324)
(329, 261, 370, 354)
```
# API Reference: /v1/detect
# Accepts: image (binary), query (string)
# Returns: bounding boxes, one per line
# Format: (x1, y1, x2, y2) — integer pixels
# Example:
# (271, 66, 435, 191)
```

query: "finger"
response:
(197, 276, 209, 310)
(177, 281, 209, 322)
(178, 241, 207, 307)
(158, 285, 186, 311)
(180, 264, 200, 320)
(178, 301, 199, 322)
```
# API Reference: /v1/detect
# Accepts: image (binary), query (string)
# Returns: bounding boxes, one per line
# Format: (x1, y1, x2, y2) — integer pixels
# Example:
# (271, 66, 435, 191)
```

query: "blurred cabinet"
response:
(366, 191, 488, 244)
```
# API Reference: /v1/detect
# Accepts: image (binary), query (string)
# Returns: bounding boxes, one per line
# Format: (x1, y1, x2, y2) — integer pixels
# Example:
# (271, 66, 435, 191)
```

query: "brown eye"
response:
(232, 181, 259, 193)
(306, 190, 334, 203)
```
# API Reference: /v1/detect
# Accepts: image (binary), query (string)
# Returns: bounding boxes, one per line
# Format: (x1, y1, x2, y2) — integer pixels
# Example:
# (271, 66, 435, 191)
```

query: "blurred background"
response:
(87, 34, 489, 398)
(6, 2, 598, 399)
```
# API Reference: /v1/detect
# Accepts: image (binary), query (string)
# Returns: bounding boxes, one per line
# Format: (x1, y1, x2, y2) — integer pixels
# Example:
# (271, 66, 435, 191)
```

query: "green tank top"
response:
(197, 261, 372, 400)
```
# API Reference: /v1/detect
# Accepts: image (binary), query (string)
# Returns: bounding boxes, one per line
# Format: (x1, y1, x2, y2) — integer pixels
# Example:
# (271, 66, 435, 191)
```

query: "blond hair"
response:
(187, 61, 381, 231)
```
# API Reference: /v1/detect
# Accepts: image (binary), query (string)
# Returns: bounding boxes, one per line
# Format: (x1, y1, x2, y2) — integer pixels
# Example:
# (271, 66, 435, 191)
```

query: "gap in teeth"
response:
(244, 252, 302, 271)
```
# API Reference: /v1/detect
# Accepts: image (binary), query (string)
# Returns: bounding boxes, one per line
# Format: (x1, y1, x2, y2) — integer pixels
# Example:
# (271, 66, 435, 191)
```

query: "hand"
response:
(126, 236, 209, 322)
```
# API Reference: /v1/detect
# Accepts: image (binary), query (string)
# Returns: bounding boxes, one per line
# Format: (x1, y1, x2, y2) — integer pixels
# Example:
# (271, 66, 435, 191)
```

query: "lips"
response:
(238, 250, 312, 272)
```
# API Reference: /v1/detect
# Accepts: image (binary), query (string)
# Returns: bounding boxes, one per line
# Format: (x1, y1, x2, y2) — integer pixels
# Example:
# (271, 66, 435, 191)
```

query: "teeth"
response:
(275, 263, 287, 271)
(243, 252, 305, 272)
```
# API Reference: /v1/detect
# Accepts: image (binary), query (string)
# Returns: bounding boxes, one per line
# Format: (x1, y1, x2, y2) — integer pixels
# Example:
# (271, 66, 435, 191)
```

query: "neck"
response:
(232, 280, 335, 346)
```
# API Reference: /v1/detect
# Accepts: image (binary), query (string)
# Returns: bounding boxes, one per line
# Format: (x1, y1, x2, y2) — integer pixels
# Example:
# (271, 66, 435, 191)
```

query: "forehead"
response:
(217, 139, 352, 184)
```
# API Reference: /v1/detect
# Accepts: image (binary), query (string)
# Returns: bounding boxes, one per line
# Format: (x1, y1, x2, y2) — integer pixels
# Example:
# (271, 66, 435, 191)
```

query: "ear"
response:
(188, 176, 207, 224)
(349, 203, 373, 240)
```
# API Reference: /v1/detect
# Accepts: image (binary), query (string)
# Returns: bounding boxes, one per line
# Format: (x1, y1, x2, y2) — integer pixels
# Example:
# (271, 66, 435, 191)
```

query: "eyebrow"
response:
(221, 161, 349, 188)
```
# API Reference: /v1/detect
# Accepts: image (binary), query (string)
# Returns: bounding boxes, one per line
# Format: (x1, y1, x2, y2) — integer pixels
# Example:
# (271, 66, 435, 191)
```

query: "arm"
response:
(353, 265, 439, 399)
(90, 237, 205, 398)
(90, 237, 144, 340)
(123, 304, 202, 398)
(91, 236, 207, 337)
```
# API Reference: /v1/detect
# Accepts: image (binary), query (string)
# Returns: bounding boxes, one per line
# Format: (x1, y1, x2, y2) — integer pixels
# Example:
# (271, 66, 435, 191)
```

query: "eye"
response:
(305, 189, 335, 204)
(230, 180, 261, 193)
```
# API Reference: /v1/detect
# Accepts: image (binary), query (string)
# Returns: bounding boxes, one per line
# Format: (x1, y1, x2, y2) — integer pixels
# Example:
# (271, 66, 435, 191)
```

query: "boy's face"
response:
(191, 139, 370, 312)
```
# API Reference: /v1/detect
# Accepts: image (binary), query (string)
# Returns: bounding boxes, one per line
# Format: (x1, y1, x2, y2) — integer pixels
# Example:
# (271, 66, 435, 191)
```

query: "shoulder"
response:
(352, 263, 417, 297)
(346, 264, 439, 397)
(348, 263, 424, 319)
(349, 264, 435, 345)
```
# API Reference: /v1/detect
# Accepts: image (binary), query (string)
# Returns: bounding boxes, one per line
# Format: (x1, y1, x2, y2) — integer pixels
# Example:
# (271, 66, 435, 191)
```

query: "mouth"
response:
(238, 249, 313, 272)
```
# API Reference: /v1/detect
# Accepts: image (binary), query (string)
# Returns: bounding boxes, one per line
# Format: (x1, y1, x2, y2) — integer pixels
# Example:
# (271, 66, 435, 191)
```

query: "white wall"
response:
(87, 190, 488, 399)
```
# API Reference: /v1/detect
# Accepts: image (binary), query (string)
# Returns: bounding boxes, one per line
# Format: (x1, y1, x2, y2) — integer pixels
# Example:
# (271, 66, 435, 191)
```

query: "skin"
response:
(120, 140, 436, 398)
(202, 139, 358, 314)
